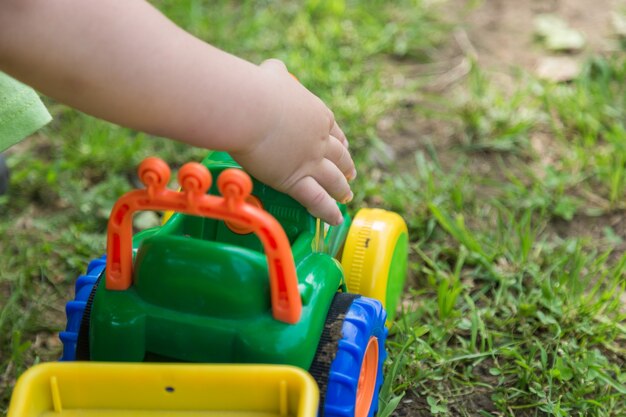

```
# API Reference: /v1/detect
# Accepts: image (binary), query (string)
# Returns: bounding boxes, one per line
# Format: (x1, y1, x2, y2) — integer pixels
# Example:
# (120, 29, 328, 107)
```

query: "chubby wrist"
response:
(222, 61, 286, 155)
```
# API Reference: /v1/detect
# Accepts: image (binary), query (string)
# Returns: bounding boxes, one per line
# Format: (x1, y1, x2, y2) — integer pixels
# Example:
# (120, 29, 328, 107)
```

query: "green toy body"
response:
(57, 151, 409, 416)
(87, 152, 349, 369)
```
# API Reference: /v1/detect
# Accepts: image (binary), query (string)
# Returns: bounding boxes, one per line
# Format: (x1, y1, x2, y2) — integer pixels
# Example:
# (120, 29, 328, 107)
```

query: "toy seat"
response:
(132, 234, 271, 318)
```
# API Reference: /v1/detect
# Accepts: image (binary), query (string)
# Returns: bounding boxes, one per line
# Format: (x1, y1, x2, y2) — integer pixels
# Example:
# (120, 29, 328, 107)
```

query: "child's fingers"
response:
(287, 176, 344, 225)
(330, 121, 348, 148)
(326, 135, 356, 180)
(314, 159, 352, 204)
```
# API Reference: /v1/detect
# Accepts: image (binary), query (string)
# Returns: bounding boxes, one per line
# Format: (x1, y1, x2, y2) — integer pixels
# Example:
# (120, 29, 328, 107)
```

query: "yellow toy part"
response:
(161, 186, 182, 225)
(161, 209, 174, 225)
(341, 208, 408, 322)
(8, 362, 319, 417)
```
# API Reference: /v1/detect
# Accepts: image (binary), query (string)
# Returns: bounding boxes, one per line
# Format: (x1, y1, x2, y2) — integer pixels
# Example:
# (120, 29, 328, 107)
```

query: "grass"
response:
(377, 54, 626, 415)
(1, 1, 626, 416)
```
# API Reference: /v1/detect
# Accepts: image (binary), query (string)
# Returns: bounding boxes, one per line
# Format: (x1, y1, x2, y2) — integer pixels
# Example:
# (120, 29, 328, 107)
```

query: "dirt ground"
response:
(464, 0, 624, 71)
(388, 0, 625, 415)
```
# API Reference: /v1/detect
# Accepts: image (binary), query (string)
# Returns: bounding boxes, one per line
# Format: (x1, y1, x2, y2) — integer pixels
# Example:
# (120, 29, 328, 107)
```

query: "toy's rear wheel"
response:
(340, 208, 408, 322)
(59, 256, 105, 361)
(310, 293, 387, 417)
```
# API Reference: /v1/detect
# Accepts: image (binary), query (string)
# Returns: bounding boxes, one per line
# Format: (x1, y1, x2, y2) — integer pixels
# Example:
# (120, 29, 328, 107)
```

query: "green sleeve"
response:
(0, 72, 52, 152)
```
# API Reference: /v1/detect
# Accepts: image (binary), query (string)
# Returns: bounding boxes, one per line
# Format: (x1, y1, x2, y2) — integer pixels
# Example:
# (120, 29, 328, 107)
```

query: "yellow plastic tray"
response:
(7, 363, 319, 417)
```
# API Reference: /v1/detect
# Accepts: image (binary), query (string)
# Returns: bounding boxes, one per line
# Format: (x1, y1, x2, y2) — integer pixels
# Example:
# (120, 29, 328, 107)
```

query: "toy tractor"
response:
(57, 152, 408, 417)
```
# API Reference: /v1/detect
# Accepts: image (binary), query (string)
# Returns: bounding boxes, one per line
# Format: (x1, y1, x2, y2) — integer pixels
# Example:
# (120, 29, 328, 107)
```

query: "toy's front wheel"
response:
(341, 208, 408, 322)
(310, 293, 387, 417)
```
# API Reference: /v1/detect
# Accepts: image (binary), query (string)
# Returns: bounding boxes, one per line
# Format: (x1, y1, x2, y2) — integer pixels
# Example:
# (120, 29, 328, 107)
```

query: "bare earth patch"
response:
(465, 0, 624, 71)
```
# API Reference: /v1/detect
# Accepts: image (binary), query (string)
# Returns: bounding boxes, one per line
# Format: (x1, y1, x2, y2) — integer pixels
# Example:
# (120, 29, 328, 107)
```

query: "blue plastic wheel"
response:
(311, 294, 388, 417)
(59, 256, 105, 361)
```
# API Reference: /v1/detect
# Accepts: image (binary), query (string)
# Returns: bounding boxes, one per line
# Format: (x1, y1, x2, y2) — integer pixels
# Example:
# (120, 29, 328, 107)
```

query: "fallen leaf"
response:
(536, 56, 581, 82)
(534, 14, 586, 52)
(133, 211, 161, 230)
(611, 12, 626, 37)
(534, 14, 569, 38)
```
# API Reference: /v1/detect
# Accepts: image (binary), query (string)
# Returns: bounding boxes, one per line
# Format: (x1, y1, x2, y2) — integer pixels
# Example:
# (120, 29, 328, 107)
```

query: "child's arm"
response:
(0, 0, 355, 225)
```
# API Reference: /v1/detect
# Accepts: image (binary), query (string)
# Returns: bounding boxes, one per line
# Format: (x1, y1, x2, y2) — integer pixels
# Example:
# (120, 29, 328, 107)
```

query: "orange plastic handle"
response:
(106, 157, 302, 324)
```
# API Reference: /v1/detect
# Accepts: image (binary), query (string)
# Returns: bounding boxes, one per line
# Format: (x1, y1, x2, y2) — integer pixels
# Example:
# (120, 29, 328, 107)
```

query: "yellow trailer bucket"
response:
(7, 363, 319, 417)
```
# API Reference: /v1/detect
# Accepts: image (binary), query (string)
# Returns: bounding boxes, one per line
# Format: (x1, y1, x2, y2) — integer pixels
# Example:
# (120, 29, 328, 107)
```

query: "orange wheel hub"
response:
(355, 336, 379, 417)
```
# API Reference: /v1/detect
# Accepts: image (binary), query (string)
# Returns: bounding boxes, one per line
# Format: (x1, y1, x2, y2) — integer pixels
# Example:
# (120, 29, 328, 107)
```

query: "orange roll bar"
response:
(105, 157, 302, 324)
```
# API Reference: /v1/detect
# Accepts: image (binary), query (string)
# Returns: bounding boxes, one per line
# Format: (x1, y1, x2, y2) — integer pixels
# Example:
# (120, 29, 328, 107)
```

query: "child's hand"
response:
(230, 59, 356, 226)
(0, 0, 353, 226)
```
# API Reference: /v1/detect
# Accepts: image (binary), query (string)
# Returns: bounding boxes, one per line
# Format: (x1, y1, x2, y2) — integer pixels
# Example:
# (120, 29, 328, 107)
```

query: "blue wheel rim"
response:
(323, 296, 388, 417)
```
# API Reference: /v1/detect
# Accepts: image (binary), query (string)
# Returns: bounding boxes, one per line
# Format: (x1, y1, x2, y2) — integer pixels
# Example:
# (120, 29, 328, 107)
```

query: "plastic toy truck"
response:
(56, 152, 408, 417)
